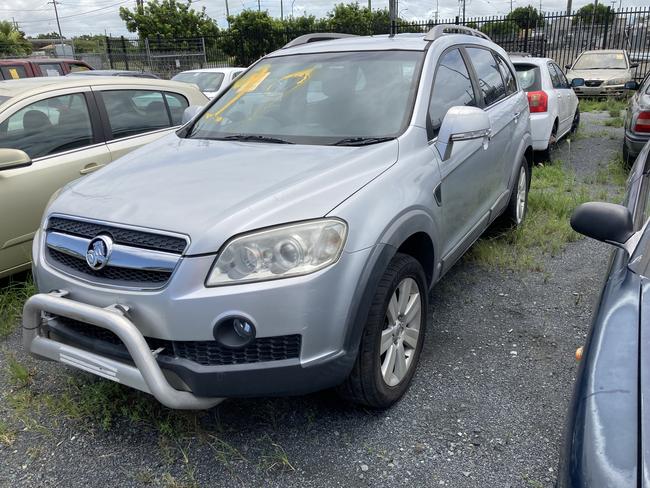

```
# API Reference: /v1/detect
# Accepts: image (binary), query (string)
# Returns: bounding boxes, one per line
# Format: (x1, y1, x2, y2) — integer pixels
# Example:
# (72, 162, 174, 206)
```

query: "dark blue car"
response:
(559, 141, 650, 487)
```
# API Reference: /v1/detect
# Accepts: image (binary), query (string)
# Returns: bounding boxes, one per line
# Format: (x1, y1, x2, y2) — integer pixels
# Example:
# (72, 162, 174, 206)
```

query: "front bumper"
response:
(23, 291, 223, 409)
(30, 227, 377, 403)
(573, 84, 627, 98)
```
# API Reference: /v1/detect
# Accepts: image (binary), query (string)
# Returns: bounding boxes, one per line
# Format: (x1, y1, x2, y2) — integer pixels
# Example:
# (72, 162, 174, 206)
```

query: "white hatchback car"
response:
(511, 55, 580, 155)
(171, 67, 245, 99)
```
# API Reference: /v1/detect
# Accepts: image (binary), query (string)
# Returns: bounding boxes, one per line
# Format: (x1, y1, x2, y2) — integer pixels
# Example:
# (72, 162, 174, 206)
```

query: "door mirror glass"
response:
(571, 202, 634, 246)
(571, 77, 585, 88)
(565, 64, 572, 70)
(435, 106, 491, 161)
(181, 105, 204, 125)
(0, 148, 32, 170)
(624, 80, 639, 90)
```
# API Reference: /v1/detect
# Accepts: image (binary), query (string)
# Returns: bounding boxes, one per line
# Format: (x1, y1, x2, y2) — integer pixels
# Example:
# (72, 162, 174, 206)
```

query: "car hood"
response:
(50, 133, 398, 254)
(567, 68, 631, 81)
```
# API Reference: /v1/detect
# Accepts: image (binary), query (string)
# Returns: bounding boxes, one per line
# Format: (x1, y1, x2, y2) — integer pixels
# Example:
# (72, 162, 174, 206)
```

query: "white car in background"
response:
(171, 67, 245, 99)
(511, 55, 580, 156)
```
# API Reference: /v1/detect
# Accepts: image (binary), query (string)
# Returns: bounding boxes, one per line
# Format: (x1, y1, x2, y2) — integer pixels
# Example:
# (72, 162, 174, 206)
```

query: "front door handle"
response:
(80, 162, 105, 175)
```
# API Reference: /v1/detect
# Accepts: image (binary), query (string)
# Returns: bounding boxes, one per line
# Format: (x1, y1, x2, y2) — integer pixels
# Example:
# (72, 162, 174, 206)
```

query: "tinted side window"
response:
(1, 66, 27, 80)
(428, 49, 476, 137)
(38, 63, 64, 76)
(164, 92, 189, 125)
(0, 93, 93, 159)
(100, 90, 171, 139)
(466, 48, 506, 106)
(548, 63, 562, 89)
(553, 63, 569, 88)
(496, 55, 517, 95)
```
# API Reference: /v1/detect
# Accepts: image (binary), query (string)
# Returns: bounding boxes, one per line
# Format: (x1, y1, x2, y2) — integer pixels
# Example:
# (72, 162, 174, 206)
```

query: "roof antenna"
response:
(389, 0, 397, 37)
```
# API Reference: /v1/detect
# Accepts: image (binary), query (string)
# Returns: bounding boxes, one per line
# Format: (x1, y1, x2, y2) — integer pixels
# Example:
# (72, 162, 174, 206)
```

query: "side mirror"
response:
(565, 64, 572, 70)
(631, 63, 640, 69)
(624, 80, 639, 90)
(181, 105, 204, 125)
(571, 77, 585, 88)
(435, 106, 491, 162)
(570, 202, 634, 247)
(0, 148, 31, 171)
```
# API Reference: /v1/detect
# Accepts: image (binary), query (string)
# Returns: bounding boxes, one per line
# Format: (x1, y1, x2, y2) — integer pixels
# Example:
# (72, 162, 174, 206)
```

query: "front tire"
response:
(503, 156, 530, 227)
(570, 108, 580, 134)
(339, 253, 427, 409)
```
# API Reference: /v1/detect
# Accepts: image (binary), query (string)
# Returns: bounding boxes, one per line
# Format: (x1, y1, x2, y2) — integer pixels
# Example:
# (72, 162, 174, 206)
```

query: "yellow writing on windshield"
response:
(280, 66, 316, 87)
(203, 65, 271, 123)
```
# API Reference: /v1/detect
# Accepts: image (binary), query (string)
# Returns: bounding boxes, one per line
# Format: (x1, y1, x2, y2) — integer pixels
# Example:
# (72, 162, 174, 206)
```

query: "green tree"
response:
(573, 4, 615, 25)
(481, 20, 519, 38)
(219, 10, 285, 66)
(0, 21, 32, 56)
(506, 6, 544, 29)
(35, 32, 63, 39)
(73, 34, 106, 53)
(119, 0, 219, 39)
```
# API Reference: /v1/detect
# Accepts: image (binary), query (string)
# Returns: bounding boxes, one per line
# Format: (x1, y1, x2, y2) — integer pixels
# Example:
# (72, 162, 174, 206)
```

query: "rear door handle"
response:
(80, 162, 105, 175)
(513, 111, 521, 122)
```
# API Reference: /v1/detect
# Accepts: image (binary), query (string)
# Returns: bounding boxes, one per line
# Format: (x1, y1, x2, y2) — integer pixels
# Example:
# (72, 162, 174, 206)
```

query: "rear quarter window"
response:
(1, 66, 27, 80)
(514, 64, 542, 92)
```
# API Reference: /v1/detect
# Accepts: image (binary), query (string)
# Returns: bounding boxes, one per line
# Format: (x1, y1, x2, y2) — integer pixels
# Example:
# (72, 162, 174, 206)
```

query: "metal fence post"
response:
(201, 37, 207, 67)
(523, 11, 530, 53)
(144, 37, 152, 70)
(106, 36, 114, 69)
(602, 7, 611, 49)
(120, 35, 130, 70)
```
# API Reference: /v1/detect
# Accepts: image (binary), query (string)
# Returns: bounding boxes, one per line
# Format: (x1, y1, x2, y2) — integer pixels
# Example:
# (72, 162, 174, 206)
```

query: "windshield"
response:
(187, 50, 423, 145)
(573, 52, 627, 70)
(172, 72, 225, 92)
(514, 64, 541, 91)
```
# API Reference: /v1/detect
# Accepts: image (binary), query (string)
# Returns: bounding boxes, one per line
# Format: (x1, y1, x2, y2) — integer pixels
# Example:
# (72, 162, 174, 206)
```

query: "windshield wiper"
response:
(218, 134, 295, 144)
(331, 136, 395, 146)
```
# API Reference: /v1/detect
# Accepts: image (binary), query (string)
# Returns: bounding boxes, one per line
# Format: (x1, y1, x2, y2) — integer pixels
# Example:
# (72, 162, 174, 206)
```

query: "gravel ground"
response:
(0, 113, 620, 487)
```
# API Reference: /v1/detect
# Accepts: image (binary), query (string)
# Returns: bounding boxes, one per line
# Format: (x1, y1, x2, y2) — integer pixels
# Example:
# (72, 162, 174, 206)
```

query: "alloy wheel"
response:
(515, 166, 527, 224)
(380, 277, 422, 387)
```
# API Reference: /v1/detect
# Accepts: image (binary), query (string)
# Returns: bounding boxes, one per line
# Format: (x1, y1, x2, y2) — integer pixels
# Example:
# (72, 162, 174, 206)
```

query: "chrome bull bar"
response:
(22, 291, 223, 410)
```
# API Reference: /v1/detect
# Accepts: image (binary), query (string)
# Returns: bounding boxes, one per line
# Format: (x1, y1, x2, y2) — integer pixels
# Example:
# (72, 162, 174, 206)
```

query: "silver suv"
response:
(24, 26, 532, 410)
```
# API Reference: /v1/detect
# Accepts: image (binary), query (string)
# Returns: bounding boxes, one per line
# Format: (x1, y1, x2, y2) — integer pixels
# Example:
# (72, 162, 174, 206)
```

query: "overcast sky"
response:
(1, 0, 648, 37)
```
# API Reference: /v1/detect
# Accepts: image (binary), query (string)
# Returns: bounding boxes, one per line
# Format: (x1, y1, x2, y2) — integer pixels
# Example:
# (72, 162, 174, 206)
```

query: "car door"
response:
(464, 47, 514, 206)
(427, 47, 491, 263)
(548, 62, 570, 135)
(554, 62, 577, 135)
(0, 89, 111, 275)
(93, 87, 189, 161)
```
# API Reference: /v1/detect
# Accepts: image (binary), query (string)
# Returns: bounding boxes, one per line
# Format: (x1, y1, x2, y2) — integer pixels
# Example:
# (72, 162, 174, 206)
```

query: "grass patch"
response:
(0, 419, 16, 446)
(594, 155, 628, 187)
(579, 97, 627, 114)
(466, 163, 591, 270)
(0, 276, 35, 340)
(6, 353, 32, 388)
(602, 116, 624, 128)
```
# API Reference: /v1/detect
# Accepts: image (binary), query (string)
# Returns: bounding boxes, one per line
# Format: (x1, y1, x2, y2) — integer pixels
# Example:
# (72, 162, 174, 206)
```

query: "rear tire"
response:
(338, 253, 427, 409)
(503, 156, 530, 227)
(540, 121, 558, 163)
(570, 108, 580, 134)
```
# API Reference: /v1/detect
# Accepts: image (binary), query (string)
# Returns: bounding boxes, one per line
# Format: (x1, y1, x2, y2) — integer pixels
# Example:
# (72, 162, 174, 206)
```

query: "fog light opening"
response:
(213, 316, 257, 349)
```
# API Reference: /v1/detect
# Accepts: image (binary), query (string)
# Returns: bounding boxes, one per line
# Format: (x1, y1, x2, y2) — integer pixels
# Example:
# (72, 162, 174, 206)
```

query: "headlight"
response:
(606, 78, 627, 86)
(206, 219, 347, 286)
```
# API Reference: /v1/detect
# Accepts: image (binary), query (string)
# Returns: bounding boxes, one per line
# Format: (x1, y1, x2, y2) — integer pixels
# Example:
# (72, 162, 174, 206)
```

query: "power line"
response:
(14, 0, 131, 24)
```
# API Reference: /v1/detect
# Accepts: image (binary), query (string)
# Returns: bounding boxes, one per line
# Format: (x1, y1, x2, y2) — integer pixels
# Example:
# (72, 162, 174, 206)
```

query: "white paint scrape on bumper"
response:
(22, 291, 223, 410)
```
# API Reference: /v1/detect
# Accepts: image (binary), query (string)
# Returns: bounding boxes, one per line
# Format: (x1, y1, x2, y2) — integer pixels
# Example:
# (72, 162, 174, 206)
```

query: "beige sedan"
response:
(0, 76, 207, 278)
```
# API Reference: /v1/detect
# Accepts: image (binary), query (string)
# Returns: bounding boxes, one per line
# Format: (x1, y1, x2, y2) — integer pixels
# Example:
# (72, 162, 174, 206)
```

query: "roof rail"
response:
(424, 24, 491, 42)
(283, 33, 358, 49)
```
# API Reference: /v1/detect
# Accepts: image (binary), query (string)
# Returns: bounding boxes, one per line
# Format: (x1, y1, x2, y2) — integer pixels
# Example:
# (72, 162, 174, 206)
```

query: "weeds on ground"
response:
(0, 276, 35, 339)
(579, 97, 627, 114)
(602, 116, 624, 128)
(0, 419, 16, 446)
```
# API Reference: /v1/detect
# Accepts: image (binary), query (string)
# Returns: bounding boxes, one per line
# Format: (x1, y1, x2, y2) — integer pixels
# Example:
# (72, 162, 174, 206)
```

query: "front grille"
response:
(48, 248, 170, 284)
(48, 217, 187, 254)
(585, 80, 603, 87)
(52, 317, 302, 366)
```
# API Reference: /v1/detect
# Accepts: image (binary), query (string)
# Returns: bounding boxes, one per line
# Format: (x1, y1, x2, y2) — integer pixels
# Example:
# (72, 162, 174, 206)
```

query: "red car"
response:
(0, 58, 93, 80)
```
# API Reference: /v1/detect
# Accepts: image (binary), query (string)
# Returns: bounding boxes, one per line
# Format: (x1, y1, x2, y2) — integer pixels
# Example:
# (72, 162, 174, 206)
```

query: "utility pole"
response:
(389, 0, 396, 36)
(280, 0, 283, 20)
(368, 0, 371, 9)
(257, 0, 260, 11)
(566, 0, 572, 14)
(510, 0, 513, 13)
(48, 0, 65, 50)
(435, 0, 439, 23)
